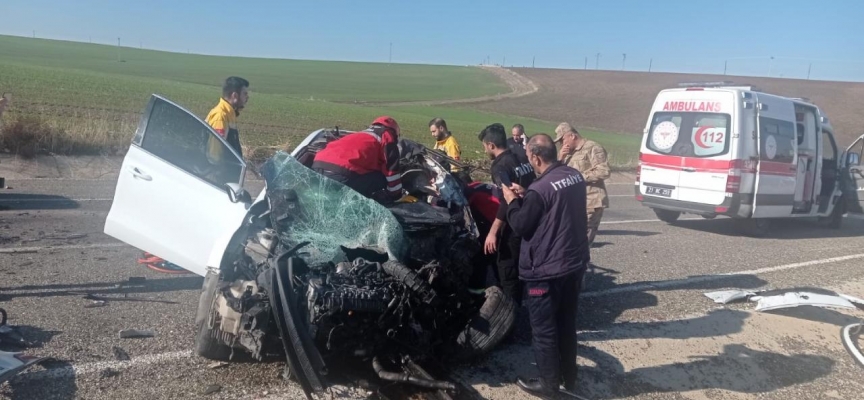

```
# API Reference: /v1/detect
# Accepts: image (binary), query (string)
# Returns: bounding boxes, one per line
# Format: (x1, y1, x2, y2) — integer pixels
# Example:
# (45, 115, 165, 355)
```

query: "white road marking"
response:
(0, 243, 126, 253)
(10, 350, 194, 383)
(0, 198, 113, 202)
(608, 194, 634, 198)
(583, 253, 864, 298)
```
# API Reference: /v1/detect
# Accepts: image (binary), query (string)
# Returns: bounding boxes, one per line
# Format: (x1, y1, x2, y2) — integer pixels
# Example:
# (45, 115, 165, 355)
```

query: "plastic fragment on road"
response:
(839, 294, 864, 308)
(754, 292, 856, 312)
(703, 290, 758, 304)
(0, 351, 47, 384)
(118, 329, 156, 339)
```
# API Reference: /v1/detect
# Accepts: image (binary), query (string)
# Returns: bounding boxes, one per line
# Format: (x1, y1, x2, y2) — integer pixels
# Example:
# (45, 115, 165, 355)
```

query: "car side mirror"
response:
(226, 183, 251, 204)
(847, 152, 860, 167)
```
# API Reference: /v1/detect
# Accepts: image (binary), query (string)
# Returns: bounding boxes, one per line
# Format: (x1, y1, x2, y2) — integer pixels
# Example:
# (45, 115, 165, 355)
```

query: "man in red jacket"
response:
(312, 116, 403, 201)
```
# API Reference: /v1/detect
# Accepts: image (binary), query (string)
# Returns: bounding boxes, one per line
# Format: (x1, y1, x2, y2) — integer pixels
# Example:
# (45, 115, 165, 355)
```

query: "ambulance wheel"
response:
(653, 209, 681, 224)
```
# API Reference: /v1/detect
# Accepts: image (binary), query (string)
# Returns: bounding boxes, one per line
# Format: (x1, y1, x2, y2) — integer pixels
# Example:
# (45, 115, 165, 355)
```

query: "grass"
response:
(0, 36, 640, 166)
(0, 35, 507, 103)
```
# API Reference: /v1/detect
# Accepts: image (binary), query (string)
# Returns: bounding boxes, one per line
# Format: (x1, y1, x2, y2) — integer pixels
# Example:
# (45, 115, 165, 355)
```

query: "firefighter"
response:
(206, 76, 250, 161)
(555, 122, 610, 247)
(429, 117, 462, 172)
(312, 116, 403, 201)
(503, 134, 589, 398)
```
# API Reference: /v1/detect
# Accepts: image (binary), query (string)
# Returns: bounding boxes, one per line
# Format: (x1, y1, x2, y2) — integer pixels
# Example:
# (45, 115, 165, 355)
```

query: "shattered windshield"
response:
(260, 151, 408, 265)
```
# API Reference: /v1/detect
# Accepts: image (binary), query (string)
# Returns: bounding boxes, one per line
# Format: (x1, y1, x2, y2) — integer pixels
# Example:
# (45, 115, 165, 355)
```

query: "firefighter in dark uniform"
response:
(502, 134, 589, 398)
(478, 123, 535, 305)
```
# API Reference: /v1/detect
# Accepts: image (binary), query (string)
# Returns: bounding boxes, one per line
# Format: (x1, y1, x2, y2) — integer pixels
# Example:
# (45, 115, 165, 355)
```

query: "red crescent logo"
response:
(694, 126, 711, 149)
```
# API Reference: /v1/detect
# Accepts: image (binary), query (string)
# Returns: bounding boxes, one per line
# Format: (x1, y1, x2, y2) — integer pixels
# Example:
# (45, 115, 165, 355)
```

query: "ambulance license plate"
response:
(645, 186, 673, 197)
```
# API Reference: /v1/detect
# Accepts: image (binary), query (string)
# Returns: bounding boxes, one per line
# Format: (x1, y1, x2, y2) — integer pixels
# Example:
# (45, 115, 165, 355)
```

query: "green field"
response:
(0, 35, 639, 166)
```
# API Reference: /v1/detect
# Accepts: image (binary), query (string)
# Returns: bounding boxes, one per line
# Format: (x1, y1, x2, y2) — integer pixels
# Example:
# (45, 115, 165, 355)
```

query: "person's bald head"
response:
(527, 134, 557, 163)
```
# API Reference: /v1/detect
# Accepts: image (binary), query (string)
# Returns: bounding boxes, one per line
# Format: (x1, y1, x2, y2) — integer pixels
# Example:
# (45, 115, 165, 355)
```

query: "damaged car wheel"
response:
(456, 286, 516, 359)
(195, 271, 233, 360)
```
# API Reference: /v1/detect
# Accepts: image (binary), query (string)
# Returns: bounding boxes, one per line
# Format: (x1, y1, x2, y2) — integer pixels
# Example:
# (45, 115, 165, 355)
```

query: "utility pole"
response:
(532, 56, 535, 68)
(724, 60, 727, 75)
(584, 56, 588, 70)
(622, 53, 626, 70)
(389, 42, 392, 64)
(768, 56, 774, 77)
(649, 58, 653, 72)
(807, 63, 812, 80)
(595, 53, 600, 70)
(503, 56, 505, 66)
(32, 30, 35, 38)
(117, 37, 121, 62)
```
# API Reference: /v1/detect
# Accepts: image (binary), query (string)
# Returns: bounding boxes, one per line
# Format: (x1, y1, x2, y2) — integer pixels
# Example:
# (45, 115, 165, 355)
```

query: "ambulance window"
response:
(647, 112, 731, 157)
(758, 117, 795, 163)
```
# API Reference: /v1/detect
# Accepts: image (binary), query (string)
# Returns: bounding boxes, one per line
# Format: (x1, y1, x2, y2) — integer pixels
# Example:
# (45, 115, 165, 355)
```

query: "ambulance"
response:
(635, 82, 864, 235)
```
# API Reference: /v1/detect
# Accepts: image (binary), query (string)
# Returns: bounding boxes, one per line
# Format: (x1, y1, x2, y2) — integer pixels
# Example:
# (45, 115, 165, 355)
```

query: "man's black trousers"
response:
(495, 227, 523, 305)
(524, 268, 585, 387)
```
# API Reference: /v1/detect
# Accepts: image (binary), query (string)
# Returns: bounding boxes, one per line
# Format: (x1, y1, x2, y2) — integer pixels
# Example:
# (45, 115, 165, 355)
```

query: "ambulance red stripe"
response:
(640, 154, 796, 176)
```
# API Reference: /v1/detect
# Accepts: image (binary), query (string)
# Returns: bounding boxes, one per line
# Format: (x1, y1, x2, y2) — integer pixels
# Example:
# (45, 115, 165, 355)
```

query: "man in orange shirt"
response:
(206, 77, 250, 160)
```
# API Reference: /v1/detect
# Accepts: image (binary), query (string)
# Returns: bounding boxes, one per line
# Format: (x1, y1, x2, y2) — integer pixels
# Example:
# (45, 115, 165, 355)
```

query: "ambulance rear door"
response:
(752, 93, 798, 218)
(640, 89, 736, 206)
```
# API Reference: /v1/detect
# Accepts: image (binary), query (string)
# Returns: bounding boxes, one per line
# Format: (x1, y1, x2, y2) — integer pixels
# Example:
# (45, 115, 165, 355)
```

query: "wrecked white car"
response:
(103, 95, 515, 398)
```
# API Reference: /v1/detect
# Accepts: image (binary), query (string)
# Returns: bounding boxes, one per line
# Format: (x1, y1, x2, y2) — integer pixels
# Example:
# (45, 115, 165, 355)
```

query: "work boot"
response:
(517, 376, 558, 399)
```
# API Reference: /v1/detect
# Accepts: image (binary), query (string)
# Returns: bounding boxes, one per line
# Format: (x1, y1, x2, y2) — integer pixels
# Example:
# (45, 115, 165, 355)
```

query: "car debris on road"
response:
(118, 329, 156, 339)
(0, 351, 47, 385)
(704, 288, 864, 312)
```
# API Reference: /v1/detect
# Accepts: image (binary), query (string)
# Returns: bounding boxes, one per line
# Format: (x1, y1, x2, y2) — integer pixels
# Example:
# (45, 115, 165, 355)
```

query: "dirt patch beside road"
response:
(354, 66, 539, 107)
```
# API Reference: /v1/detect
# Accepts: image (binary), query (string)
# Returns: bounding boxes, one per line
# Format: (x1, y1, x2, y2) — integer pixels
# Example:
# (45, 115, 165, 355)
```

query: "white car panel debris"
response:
(753, 292, 856, 312)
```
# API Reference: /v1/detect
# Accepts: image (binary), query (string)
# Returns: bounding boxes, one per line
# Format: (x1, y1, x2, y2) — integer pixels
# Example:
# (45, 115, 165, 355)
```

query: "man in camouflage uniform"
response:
(555, 122, 610, 247)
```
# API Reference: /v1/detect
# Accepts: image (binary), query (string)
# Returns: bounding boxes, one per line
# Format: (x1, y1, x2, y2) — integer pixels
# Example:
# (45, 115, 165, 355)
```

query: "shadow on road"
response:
(598, 229, 661, 237)
(0, 276, 203, 302)
(579, 263, 769, 330)
(0, 194, 82, 211)
(668, 216, 864, 239)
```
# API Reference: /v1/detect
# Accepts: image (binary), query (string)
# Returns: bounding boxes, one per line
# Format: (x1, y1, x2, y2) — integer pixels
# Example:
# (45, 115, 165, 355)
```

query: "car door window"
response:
(139, 98, 244, 189)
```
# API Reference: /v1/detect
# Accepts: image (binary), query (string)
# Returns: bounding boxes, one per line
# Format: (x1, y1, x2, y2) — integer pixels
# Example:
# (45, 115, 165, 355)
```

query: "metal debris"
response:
(754, 292, 856, 312)
(0, 351, 47, 384)
(208, 361, 228, 369)
(112, 346, 131, 361)
(703, 290, 758, 304)
(203, 384, 222, 395)
(84, 300, 107, 308)
(118, 329, 156, 339)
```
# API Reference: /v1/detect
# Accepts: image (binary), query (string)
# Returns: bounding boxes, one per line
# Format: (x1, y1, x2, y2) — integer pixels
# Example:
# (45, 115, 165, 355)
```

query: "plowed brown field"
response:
(472, 68, 864, 147)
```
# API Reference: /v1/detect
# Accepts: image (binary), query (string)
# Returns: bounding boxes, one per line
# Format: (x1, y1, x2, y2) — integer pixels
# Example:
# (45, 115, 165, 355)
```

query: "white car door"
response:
(104, 95, 251, 277)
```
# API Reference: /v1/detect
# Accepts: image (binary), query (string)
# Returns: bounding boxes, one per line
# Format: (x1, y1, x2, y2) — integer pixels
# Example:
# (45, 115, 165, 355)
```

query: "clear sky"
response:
(2, 0, 863, 81)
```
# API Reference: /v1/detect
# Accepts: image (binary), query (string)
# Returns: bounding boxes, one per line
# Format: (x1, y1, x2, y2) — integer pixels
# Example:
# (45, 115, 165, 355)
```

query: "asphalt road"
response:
(2, 177, 864, 400)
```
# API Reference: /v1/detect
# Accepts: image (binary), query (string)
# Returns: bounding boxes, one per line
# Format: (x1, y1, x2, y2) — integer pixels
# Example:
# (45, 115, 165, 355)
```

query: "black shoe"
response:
(517, 376, 558, 399)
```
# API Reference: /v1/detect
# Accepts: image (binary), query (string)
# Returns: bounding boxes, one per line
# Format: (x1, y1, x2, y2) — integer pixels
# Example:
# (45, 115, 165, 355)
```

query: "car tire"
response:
(653, 209, 681, 224)
(195, 271, 232, 360)
(456, 286, 516, 359)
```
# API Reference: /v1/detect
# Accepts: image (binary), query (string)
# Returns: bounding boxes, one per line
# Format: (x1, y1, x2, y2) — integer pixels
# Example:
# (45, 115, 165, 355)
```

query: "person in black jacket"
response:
(478, 123, 535, 305)
(507, 123, 529, 162)
(502, 133, 589, 398)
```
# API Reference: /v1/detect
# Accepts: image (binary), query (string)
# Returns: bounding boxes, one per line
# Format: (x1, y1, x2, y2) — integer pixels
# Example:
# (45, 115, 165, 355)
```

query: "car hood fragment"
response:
(752, 292, 856, 312)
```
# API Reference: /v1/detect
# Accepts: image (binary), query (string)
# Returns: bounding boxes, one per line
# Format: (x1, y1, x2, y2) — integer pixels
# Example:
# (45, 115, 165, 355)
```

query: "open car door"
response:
(104, 95, 250, 277)
(843, 134, 864, 215)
